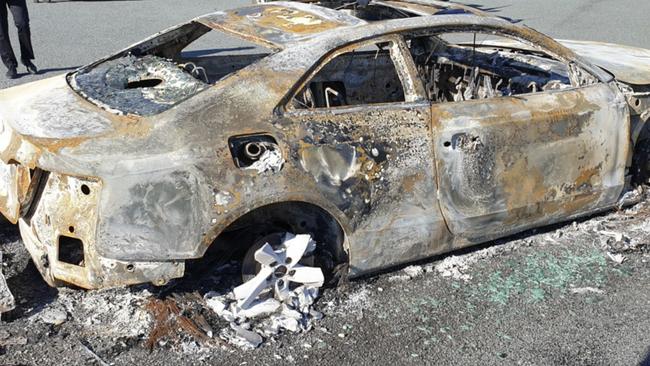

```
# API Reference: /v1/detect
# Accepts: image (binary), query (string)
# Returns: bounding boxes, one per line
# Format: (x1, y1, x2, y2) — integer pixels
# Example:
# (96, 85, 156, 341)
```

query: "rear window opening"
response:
(69, 22, 273, 116)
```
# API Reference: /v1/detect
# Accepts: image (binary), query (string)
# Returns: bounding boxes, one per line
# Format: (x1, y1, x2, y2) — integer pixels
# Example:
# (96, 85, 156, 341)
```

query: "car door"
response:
(406, 31, 630, 243)
(279, 36, 453, 274)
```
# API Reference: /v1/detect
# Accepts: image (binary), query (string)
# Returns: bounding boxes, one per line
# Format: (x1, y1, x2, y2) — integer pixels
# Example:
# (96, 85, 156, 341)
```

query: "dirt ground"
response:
(1, 188, 649, 366)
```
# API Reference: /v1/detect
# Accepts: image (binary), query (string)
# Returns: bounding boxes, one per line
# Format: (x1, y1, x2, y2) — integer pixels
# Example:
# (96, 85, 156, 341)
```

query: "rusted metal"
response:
(145, 295, 227, 350)
(198, 2, 366, 48)
(432, 83, 628, 245)
(0, 1, 647, 291)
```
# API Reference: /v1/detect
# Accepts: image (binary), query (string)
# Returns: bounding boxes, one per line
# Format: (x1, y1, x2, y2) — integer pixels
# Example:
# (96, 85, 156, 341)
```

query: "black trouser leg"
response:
(7, 0, 33, 64)
(0, 2, 18, 69)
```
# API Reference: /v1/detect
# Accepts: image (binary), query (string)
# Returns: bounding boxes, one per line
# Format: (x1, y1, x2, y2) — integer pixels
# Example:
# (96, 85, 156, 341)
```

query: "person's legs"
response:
(7, 0, 35, 73)
(0, 1, 18, 75)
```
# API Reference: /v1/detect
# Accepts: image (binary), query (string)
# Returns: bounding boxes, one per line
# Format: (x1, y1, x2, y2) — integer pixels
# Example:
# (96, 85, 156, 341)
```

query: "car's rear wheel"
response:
(241, 232, 316, 283)
(235, 231, 327, 306)
(212, 202, 348, 306)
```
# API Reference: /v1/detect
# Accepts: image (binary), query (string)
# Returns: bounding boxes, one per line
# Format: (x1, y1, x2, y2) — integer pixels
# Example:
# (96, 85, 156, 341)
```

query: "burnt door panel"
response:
(284, 103, 453, 275)
(432, 83, 629, 243)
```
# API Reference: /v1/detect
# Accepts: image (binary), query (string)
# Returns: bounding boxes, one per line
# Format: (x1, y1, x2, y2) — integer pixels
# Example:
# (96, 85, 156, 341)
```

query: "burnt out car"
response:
(0, 0, 649, 295)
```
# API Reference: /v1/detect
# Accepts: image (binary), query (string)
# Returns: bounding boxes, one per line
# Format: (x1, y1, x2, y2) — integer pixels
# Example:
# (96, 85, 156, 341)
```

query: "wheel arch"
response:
(197, 196, 352, 269)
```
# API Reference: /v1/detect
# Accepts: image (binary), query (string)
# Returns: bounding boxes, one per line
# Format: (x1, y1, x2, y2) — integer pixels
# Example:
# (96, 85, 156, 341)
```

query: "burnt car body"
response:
(0, 0, 649, 290)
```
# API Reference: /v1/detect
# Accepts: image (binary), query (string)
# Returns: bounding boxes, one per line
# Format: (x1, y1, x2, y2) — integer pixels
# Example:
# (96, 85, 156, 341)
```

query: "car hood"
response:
(483, 39, 650, 85)
(557, 40, 650, 85)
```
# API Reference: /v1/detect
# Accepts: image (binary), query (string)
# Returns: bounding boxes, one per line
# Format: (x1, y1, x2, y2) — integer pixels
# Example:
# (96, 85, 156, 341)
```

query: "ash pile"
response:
(146, 233, 328, 350)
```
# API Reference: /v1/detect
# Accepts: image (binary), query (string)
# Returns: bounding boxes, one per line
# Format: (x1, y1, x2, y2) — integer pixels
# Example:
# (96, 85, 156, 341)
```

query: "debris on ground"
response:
(402, 265, 424, 279)
(145, 295, 223, 351)
(207, 283, 322, 349)
(78, 339, 111, 366)
(0, 331, 26, 347)
(29, 287, 155, 340)
(0, 251, 14, 315)
(142, 234, 327, 350)
(0, 191, 648, 362)
(607, 252, 626, 264)
(570, 287, 605, 295)
(39, 307, 68, 326)
(205, 233, 325, 349)
(433, 248, 501, 282)
(388, 274, 411, 282)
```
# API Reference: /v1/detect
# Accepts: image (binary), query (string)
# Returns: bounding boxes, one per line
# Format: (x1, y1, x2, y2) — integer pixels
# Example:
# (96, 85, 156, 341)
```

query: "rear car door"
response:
(280, 36, 453, 274)
(406, 31, 630, 243)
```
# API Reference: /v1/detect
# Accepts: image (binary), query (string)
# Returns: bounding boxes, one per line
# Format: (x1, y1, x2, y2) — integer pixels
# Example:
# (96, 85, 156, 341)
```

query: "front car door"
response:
(278, 36, 453, 275)
(403, 27, 629, 244)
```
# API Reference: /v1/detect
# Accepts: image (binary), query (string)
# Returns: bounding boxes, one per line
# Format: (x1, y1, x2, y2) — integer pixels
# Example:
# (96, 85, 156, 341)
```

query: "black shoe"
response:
(23, 61, 38, 75)
(6, 66, 17, 79)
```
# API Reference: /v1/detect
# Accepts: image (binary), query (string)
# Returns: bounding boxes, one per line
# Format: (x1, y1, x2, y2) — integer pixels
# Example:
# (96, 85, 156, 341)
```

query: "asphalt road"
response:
(0, 0, 649, 89)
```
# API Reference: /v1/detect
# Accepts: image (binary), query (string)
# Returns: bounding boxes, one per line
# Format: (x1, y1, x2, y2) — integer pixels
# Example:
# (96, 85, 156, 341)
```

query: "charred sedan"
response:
(0, 0, 648, 293)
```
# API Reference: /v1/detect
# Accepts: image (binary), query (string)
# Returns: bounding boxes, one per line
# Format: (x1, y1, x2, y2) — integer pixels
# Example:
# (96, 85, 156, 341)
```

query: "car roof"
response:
(195, 0, 495, 49)
(190, 1, 611, 84)
(196, 2, 367, 49)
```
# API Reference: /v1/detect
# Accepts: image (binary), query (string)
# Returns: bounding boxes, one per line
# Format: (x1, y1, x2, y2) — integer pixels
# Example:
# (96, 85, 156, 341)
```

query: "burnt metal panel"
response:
(432, 83, 629, 243)
(284, 103, 452, 275)
(198, 2, 366, 48)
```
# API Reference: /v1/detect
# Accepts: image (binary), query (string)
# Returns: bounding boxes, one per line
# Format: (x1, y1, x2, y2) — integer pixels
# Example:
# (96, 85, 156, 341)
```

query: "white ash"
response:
(214, 191, 234, 206)
(204, 284, 322, 349)
(433, 240, 525, 282)
(325, 284, 373, 322)
(245, 148, 284, 174)
(402, 265, 424, 278)
(570, 287, 605, 295)
(37, 287, 153, 338)
(388, 274, 411, 282)
(39, 307, 68, 325)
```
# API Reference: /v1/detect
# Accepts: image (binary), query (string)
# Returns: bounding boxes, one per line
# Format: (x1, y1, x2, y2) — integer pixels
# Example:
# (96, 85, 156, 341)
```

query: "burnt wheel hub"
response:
(233, 233, 325, 308)
(273, 265, 288, 278)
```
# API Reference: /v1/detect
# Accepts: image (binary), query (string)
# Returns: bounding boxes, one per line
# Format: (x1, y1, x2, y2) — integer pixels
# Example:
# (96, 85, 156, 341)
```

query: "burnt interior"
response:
(294, 44, 405, 109)
(293, 33, 573, 109)
(407, 35, 572, 102)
